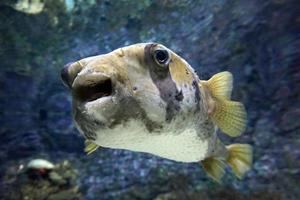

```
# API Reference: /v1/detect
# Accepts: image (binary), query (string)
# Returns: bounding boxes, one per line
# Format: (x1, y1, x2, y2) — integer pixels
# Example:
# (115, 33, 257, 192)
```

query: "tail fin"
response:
(201, 143, 253, 182)
(201, 71, 247, 137)
(201, 157, 226, 183)
(226, 144, 253, 179)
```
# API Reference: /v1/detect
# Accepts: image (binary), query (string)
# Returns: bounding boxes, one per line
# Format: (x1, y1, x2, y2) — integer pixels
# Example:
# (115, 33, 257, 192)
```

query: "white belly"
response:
(94, 120, 209, 162)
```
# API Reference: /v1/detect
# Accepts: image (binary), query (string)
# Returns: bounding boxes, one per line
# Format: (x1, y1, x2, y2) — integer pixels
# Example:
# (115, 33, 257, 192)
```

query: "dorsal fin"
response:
(201, 71, 247, 137)
(202, 71, 233, 99)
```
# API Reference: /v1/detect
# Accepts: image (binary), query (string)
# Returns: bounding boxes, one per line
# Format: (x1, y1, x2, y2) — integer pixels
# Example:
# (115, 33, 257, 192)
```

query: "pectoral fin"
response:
(201, 71, 233, 99)
(84, 140, 100, 155)
(201, 71, 247, 137)
(211, 99, 246, 137)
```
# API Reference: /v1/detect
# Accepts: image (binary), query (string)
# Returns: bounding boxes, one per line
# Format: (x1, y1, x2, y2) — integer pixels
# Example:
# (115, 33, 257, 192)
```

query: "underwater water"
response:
(0, 0, 299, 199)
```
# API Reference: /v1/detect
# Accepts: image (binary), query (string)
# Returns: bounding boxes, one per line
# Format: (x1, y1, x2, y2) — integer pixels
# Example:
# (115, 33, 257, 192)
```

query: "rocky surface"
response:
(0, 0, 299, 199)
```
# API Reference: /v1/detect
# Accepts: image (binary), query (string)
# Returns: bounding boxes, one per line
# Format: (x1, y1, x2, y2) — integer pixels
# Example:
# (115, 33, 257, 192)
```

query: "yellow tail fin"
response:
(201, 71, 247, 137)
(201, 143, 253, 181)
(201, 157, 226, 183)
(226, 144, 253, 179)
(84, 140, 100, 155)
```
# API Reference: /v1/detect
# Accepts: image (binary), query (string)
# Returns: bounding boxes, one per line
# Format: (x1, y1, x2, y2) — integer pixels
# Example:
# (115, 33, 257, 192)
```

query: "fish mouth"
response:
(74, 77, 113, 102)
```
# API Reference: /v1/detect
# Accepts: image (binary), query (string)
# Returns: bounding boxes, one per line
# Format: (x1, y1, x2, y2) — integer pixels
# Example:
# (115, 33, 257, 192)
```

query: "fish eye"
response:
(154, 49, 170, 66)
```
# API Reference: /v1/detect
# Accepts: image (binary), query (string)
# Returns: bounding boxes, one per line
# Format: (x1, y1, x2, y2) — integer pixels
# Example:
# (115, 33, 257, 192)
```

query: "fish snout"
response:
(61, 62, 73, 88)
(61, 61, 84, 89)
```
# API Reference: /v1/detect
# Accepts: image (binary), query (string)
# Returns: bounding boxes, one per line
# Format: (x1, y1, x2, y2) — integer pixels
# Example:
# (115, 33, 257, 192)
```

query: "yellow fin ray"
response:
(211, 99, 247, 137)
(226, 144, 253, 179)
(201, 157, 226, 183)
(202, 71, 247, 137)
(202, 71, 233, 99)
(84, 140, 100, 155)
(201, 144, 253, 182)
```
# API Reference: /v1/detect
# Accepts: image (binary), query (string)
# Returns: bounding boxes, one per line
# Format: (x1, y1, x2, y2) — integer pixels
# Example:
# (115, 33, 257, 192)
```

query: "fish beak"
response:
(72, 72, 114, 103)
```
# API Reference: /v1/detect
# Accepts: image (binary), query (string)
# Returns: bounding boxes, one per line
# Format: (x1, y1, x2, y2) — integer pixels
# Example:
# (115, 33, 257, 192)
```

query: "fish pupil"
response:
(155, 50, 169, 64)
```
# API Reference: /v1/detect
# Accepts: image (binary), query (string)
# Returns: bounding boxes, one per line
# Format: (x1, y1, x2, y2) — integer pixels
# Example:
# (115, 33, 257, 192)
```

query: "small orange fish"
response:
(61, 43, 252, 182)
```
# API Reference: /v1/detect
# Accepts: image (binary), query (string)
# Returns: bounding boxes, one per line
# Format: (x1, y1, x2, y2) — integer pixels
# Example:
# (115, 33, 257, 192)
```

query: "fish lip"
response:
(84, 95, 113, 108)
(72, 73, 114, 103)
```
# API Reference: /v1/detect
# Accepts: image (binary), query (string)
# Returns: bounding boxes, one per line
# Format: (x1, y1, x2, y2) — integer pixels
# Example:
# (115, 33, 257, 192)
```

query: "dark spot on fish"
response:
(93, 119, 104, 126)
(175, 90, 184, 101)
(185, 69, 190, 75)
(145, 43, 182, 122)
(133, 86, 138, 91)
(200, 120, 214, 139)
(74, 94, 163, 137)
(107, 96, 162, 132)
(192, 80, 197, 89)
(192, 78, 201, 106)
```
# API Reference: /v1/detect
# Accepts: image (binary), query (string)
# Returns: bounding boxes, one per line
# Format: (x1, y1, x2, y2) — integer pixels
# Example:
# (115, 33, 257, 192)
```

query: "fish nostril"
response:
(61, 63, 72, 88)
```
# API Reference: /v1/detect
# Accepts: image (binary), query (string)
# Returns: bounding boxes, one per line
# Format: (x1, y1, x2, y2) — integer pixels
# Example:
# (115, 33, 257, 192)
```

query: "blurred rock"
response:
(1, 159, 82, 200)
(15, 0, 45, 14)
(153, 187, 283, 200)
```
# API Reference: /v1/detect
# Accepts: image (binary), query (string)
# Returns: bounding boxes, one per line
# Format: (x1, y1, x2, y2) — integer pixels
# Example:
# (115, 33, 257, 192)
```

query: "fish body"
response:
(61, 43, 252, 181)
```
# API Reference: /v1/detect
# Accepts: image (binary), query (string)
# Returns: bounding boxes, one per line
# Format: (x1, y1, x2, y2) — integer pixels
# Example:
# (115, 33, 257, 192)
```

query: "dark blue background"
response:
(0, 0, 299, 199)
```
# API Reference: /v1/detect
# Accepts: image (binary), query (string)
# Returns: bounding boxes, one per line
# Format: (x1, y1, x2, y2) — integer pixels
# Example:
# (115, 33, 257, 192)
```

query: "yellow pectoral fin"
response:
(211, 99, 247, 137)
(84, 140, 100, 155)
(201, 71, 233, 99)
(202, 71, 247, 137)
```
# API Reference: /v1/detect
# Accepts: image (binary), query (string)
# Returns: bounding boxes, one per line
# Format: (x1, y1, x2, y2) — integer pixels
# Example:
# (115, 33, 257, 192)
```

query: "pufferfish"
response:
(61, 43, 252, 182)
